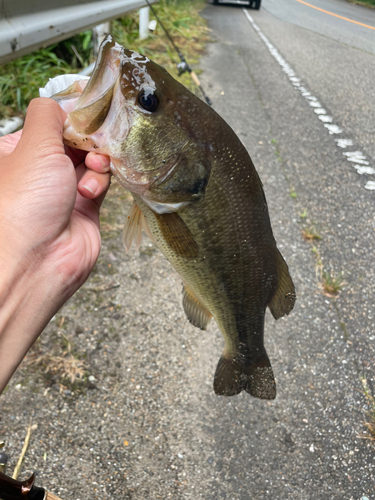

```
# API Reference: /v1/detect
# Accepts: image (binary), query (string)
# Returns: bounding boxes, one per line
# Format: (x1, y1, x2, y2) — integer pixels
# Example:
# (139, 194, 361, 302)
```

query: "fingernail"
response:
(83, 178, 99, 195)
(100, 156, 110, 172)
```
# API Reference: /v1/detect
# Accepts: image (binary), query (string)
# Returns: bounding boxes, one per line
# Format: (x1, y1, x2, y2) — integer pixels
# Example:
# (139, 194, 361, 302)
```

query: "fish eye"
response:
(138, 88, 159, 112)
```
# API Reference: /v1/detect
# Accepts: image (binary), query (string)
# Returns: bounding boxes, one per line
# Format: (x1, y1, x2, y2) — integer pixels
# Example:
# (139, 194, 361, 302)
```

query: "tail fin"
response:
(213, 353, 276, 400)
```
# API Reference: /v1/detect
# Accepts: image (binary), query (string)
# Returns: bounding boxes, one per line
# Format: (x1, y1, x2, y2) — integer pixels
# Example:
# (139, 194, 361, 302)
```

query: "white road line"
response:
(243, 9, 374, 192)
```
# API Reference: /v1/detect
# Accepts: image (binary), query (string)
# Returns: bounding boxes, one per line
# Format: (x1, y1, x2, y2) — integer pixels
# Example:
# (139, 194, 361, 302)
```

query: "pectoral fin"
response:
(154, 212, 199, 258)
(268, 249, 296, 319)
(182, 284, 212, 330)
(123, 201, 152, 252)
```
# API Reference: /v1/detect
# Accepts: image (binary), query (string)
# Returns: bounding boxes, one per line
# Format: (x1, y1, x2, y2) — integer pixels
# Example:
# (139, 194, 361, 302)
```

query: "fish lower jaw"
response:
(63, 124, 99, 152)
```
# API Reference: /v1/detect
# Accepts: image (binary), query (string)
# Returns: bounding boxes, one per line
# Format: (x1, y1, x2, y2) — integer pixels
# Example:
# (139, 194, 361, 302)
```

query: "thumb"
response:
(15, 98, 67, 160)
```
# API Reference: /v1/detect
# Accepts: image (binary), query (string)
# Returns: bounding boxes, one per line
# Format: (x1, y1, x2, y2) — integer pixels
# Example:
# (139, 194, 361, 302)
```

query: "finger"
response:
(74, 181, 110, 225)
(15, 98, 67, 159)
(85, 152, 111, 173)
(78, 169, 111, 199)
(65, 145, 87, 167)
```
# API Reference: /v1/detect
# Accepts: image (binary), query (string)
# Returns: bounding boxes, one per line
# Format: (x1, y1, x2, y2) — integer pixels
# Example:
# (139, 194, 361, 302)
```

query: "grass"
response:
(298, 212, 344, 297)
(301, 225, 321, 241)
(310, 244, 344, 297)
(359, 377, 375, 441)
(112, 0, 210, 93)
(345, 0, 375, 8)
(23, 319, 89, 393)
(321, 270, 344, 297)
(33, 352, 86, 385)
(0, 0, 210, 119)
(0, 32, 93, 119)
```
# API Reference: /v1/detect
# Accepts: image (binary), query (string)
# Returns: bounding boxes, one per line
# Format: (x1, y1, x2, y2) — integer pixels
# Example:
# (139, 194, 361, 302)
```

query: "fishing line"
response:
(144, 0, 212, 106)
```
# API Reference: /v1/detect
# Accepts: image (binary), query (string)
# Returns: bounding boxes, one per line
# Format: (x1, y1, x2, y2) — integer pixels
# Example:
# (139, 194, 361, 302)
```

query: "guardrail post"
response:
(139, 7, 150, 40)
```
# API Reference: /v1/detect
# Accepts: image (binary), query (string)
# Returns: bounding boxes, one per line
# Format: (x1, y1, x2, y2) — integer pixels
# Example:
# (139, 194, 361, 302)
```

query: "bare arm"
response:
(0, 98, 111, 393)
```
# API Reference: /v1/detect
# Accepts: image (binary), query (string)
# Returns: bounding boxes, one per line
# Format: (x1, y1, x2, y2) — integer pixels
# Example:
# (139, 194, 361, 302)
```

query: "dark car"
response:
(213, 0, 261, 9)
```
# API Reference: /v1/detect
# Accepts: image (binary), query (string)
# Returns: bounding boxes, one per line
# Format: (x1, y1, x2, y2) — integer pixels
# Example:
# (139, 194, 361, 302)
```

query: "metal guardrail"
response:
(0, 0, 157, 65)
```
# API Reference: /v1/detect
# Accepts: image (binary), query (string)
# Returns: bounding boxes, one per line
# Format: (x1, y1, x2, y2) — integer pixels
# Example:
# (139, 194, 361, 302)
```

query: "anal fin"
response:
(182, 284, 212, 330)
(123, 201, 152, 252)
(268, 249, 296, 319)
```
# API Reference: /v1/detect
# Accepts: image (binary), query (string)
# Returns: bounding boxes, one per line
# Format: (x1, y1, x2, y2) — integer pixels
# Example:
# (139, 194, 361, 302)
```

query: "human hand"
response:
(0, 98, 111, 392)
(0, 97, 111, 289)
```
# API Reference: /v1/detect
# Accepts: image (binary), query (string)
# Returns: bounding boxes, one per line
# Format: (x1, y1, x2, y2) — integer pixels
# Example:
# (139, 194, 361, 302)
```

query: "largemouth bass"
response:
(50, 35, 296, 399)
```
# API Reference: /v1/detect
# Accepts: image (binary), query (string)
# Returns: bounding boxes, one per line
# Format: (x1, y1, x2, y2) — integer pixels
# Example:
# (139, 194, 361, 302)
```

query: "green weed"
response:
(0, 31, 94, 118)
(310, 245, 344, 297)
(112, 0, 210, 93)
(302, 225, 321, 241)
(345, 0, 375, 8)
(359, 377, 375, 441)
(321, 270, 344, 297)
(0, 0, 209, 118)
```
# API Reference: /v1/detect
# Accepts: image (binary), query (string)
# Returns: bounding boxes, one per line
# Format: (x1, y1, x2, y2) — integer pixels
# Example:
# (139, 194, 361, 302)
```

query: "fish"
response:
(50, 34, 296, 399)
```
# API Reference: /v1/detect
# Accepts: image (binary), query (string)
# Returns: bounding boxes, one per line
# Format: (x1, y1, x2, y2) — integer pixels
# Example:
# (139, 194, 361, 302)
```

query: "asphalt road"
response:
(260, 0, 375, 54)
(1, 1, 375, 499)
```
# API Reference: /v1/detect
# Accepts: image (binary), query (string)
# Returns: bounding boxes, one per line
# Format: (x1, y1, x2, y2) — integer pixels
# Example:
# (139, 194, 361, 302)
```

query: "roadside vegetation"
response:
(359, 377, 375, 441)
(0, 0, 210, 119)
(268, 137, 345, 299)
(0, 33, 93, 119)
(298, 210, 344, 297)
(345, 0, 375, 8)
(112, 0, 210, 93)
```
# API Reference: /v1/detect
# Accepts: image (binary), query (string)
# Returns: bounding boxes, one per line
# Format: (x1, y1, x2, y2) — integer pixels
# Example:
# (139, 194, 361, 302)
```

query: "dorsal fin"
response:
(182, 284, 212, 330)
(268, 249, 296, 319)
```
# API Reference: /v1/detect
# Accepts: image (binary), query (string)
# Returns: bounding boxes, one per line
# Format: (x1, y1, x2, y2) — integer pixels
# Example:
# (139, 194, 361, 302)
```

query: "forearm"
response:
(0, 252, 65, 394)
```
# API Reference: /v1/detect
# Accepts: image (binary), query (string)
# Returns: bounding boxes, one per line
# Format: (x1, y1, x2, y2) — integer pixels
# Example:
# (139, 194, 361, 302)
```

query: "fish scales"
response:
(134, 120, 280, 398)
(49, 35, 296, 399)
